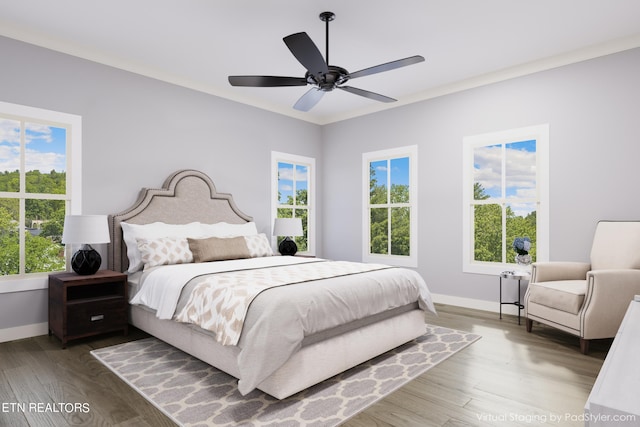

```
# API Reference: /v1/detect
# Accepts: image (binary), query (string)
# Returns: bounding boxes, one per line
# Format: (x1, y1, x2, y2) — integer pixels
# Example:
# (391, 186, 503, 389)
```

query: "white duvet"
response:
(130, 256, 317, 318)
(130, 256, 436, 394)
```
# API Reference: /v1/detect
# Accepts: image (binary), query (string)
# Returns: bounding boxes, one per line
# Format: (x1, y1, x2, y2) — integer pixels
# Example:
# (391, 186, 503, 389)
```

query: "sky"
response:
(0, 118, 67, 173)
(371, 156, 410, 188)
(278, 162, 308, 204)
(474, 139, 537, 217)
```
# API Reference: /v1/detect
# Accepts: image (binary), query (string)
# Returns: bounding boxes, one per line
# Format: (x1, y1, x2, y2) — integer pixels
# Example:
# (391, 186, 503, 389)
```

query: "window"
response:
(362, 145, 417, 267)
(462, 124, 549, 275)
(0, 101, 81, 292)
(271, 152, 315, 255)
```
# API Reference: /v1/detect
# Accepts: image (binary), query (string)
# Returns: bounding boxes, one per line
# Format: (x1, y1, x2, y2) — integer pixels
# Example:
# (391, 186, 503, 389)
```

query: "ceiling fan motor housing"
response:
(307, 65, 349, 91)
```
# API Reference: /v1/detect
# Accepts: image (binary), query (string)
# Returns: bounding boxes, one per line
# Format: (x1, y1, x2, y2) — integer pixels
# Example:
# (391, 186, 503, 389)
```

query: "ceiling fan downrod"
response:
(319, 11, 335, 66)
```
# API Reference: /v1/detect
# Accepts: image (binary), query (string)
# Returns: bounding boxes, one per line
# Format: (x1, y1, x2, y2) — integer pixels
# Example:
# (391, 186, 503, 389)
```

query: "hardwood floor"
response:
(345, 305, 610, 427)
(0, 304, 609, 426)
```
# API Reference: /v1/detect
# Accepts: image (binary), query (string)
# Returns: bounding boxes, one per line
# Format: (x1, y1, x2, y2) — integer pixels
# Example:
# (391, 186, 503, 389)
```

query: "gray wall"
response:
(1, 34, 639, 332)
(0, 36, 322, 330)
(322, 47, 640, 302)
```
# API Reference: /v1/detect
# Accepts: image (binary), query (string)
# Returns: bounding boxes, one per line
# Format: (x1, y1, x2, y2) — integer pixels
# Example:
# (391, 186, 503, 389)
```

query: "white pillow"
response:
(121, 222, 202, 273)
(199, 221, 258, 237)
(137, 237, 194, 269)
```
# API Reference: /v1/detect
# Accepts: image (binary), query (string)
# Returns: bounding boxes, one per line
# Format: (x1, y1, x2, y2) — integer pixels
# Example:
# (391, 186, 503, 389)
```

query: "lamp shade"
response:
(62, 215, 110, 275)
(62, 215, 110, 244)
(273, 218, 303, 237)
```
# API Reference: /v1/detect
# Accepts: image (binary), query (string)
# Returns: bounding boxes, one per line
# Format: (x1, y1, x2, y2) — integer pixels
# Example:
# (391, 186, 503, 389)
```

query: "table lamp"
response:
(62, 215, 110, 275)
(273, 218, 303, 256)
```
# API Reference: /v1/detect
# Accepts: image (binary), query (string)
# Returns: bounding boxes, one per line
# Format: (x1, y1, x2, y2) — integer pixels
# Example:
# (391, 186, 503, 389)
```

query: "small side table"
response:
(499, 271, 530, 325)
(49, 270, 128, 348)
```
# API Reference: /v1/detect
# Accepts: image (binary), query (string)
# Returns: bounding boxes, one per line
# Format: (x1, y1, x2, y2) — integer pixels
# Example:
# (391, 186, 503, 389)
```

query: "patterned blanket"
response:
(175, 260, 391, 345)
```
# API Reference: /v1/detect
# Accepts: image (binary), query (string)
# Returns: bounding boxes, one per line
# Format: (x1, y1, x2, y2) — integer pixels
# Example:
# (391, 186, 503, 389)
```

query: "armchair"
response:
(524, 221, 640, 354)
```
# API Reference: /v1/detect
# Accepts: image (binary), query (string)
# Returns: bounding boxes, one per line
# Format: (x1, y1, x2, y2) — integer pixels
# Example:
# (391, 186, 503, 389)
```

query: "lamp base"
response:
(278, 237, 298, 256)
(71, 245, 102, 275)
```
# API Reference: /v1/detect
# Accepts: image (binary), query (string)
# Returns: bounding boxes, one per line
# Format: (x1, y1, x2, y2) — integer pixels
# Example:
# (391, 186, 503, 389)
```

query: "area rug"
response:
(91, 325, 480, 427)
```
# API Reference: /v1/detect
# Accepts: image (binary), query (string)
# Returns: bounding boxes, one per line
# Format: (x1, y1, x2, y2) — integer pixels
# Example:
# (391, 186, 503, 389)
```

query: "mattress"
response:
(128, 256, 435, 394)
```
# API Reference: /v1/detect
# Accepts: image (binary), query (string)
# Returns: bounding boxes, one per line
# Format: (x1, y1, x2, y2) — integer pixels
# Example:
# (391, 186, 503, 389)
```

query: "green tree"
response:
(506, 209, 537, 262)
(0, 170, 67, 276)
(0, 170, 20, 192)
(25, 233, 65, 273)
(0, 206, 20, 275)
(369, 165, 411, 256)
(277, 188, 309, 252)
(369, 164, 387, 204)
(473, 182, 537, 263)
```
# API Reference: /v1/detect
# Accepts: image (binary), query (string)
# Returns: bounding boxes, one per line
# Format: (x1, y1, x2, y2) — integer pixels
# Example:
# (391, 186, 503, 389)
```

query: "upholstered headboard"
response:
(108, 169, 253, 273)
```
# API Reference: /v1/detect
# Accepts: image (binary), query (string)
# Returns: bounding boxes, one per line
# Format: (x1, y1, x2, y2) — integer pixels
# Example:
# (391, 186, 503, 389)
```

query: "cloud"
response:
(25, 148, 66, 172)
(1, 120, 65, 172)
(0, 145, 66, 172)
(0, 120, 55, 145)
(0, 145, 20, 170)
(509, 201, 536, 217)
(25, 123, 54, 144)
(474, 144, 536, 195)
(278, 164, 308, 182)
(0, 119, 20, 145)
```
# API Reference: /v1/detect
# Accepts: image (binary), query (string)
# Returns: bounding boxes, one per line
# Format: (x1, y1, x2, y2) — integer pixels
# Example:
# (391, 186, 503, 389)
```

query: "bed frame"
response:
(108, 169, 426, 399)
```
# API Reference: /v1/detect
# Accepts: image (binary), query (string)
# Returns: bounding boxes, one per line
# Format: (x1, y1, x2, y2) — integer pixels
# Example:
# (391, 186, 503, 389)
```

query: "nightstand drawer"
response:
(67, 299, 126, 336)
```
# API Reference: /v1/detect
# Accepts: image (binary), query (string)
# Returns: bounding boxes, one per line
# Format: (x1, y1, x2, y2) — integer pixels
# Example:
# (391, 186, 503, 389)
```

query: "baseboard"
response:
(432, 293, 521, 316)
(0, 322, 48, 343)
(0, 296, 517, 343)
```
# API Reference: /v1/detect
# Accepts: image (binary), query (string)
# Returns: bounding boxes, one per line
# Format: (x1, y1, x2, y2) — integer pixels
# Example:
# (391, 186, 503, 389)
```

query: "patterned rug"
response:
(91, 325, 480, 426)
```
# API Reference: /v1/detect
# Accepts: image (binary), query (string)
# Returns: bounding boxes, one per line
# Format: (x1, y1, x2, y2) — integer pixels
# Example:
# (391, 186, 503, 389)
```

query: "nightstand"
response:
(48, 270, 128, 348)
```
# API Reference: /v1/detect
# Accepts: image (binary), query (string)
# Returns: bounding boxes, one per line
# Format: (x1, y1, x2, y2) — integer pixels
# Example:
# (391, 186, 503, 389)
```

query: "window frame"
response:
(0, 101, 82, 293)
(462, 124, 549, 275)
(362, 145, 418, 267)
(270, 151, 316, 255)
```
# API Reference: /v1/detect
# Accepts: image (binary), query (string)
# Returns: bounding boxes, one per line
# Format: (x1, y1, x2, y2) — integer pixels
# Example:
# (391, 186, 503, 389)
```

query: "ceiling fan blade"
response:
(228, 76, 307, 87)
(348, 55, 425, 80)
(283, 32, 329, 78)
(293, 88, 325, 111)
(338, 86, 396, 103)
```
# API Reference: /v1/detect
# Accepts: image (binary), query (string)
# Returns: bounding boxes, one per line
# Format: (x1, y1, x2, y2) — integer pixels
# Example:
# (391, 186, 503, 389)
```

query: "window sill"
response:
(0, 274, 51, 294)
(363, 253, 417, 268)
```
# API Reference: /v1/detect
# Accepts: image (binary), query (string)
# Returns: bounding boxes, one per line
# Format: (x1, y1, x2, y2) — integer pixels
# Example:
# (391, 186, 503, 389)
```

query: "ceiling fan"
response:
(228, 11, 425, 112)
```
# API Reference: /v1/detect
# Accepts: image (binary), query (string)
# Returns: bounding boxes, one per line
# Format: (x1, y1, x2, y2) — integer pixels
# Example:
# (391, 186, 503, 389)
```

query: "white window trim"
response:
(362, 145, 418, 268)
(270, 151, 316, 255)
(462, 124, 549, 275)
(0, 101, 82, 293)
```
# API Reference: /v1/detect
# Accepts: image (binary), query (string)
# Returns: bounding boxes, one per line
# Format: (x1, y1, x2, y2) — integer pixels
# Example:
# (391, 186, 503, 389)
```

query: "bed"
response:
(107, 169, 436, 399)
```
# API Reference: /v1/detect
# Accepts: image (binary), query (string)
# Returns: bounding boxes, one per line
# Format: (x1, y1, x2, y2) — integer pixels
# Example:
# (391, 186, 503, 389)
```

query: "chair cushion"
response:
(527, 280, 587, 314)
(591, 221, 640, 270)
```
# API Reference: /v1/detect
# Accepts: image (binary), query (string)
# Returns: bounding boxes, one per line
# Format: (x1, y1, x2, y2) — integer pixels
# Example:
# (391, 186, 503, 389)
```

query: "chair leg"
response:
(525, 318, 533, 332)
(580, 338, 590, 355)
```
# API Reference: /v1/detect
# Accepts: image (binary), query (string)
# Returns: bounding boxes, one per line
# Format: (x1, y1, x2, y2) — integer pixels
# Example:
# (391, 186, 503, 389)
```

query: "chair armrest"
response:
(581, 269, 640, 339)
(531, 262, 591, 283)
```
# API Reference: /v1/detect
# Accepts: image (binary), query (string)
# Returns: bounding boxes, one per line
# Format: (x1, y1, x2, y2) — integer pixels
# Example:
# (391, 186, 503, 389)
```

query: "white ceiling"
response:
(1, 1, 640, 125)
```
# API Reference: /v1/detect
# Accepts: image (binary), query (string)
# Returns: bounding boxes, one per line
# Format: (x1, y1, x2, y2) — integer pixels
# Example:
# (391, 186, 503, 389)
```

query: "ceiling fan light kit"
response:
(228, 11, 425, 112)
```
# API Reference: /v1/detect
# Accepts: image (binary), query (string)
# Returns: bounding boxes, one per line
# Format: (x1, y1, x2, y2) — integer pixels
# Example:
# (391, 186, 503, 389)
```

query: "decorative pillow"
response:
(137, 237, 194, 269)
(244, 233, 273, 257)
(188, 236, 252, 263)
(121, 222, 201, 273)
